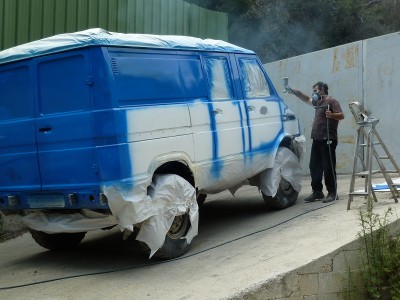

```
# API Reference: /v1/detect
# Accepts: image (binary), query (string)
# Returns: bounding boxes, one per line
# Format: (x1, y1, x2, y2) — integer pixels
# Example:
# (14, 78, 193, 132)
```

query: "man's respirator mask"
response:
(312, 92, 321, 106)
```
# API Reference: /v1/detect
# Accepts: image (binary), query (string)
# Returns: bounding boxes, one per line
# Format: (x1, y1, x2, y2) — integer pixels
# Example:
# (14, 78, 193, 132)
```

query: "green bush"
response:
(358, 201, 400, 299)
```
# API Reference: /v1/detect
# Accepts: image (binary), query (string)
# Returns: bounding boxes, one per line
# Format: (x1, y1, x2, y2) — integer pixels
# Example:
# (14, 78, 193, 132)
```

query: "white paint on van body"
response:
(124, 104, 195, 175)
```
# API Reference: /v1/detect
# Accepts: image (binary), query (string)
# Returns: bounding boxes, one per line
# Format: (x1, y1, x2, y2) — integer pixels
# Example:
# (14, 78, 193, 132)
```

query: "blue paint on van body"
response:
(0, 30, 299, 211)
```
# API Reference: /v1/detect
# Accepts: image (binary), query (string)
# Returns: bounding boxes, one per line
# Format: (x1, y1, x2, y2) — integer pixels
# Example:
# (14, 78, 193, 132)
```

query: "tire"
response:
(262, 177, 298, 210)
(197, 193, 207, 206)
(140, 213, 191, 260)
(29, 229, 86, 250)
(140, 174, 195, 260)
(151, 213, 191, 259)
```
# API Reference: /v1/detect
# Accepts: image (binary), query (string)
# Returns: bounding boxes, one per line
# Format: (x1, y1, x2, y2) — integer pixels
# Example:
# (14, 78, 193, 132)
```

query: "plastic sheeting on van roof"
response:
(0, 28, 254, 65)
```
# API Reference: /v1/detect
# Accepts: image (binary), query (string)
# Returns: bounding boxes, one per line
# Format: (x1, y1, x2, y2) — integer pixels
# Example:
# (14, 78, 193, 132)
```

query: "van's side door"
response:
(234, 54, 283, 164)
(35, 51, 99, 190)
(191, 53, 247, 184)
(0, 62, 40, 191)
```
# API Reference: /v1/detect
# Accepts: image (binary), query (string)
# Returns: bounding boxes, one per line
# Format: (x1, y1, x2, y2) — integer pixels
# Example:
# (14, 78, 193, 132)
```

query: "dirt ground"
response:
(0, 213, 27, 242)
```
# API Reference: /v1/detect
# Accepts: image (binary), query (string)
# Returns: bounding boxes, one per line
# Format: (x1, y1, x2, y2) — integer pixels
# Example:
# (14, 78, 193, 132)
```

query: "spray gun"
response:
(281, 77, 293, 94)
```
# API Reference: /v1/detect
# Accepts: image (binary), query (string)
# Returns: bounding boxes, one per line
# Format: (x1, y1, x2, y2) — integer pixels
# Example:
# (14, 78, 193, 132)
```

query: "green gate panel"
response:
(0, 0, 228, 51)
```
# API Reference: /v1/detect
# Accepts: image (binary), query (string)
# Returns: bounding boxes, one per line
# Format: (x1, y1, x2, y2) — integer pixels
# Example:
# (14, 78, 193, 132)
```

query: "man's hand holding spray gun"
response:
(282, 77, 332, 118)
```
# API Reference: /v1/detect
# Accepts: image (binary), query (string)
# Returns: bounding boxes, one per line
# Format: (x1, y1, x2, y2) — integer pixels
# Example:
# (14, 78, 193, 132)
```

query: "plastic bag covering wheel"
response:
(22, 210, 118, 233)
(135, 174, 199, 258)
(103, 174, 198, 258)
(260, 147, 302, 197)
(226, 135, 306, 197)
(291, 135, 306, 164)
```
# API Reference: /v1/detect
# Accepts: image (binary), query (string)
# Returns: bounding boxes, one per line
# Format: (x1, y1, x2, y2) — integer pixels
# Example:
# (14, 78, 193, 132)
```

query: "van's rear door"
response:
(0, 63, 41, 191)
(35, 51, 99, 190)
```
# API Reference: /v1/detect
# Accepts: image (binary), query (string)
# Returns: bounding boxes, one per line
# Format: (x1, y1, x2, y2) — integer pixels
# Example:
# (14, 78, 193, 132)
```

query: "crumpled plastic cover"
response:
(228, 135, 306, 197)
(291, 135, 307, 165)
(0, 28, 253, 65)
(103, 173, 198, 258)
(135, 174, 199, 258)
(22, 210, 118, 233)
(22, 174, 199, 258)
(260, 147, 303, 197)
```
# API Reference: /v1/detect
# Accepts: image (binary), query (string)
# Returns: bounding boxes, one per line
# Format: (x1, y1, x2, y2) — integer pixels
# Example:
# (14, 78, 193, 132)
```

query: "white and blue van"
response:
(0, 29, 304, 259)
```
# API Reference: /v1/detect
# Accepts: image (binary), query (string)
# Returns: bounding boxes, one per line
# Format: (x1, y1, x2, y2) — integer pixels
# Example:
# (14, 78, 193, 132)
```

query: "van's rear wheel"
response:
(29, 229, 86, 250)
(140, 212, 192, 260)
(262, 177, 298, 210)
(139, 174, 196, 260)
(197, 193, 207, 206)
(151, 213, 191, 259)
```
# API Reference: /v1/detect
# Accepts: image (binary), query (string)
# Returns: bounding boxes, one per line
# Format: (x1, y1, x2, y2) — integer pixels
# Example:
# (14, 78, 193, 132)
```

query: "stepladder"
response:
(347, 102, 400, 210)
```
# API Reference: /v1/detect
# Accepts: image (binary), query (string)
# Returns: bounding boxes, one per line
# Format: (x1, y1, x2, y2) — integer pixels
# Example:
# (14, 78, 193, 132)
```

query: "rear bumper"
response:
(0, 188, 109, 212)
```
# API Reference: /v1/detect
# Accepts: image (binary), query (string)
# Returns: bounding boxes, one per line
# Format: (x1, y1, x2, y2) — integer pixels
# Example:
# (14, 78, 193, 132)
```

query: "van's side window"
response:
(112, 52, 207, 104)
(204, 57, 233, 100)
(38, 55, 89, 114)
(113, 54, 185, 103)
(0, 66, 33, 120)
(239, 59, 271, 98)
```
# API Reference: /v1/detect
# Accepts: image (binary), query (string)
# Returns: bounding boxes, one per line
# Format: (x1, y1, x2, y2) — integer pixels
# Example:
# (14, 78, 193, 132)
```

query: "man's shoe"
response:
(304, 191, 325, 203)
(322, 193, 338, 203)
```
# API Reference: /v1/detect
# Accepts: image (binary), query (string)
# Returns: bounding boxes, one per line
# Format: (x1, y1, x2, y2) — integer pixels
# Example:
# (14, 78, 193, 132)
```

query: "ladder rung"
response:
(349, 191, 369, 196)
(359, 142, 381, 147)
(386, 170, 399, 173)
(378, 156, 389, 159)
(355, 170, 381, 176)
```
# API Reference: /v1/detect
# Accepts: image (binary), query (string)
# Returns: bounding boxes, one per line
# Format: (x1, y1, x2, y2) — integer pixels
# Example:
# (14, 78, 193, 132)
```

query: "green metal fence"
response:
(0, 0, 228, 51)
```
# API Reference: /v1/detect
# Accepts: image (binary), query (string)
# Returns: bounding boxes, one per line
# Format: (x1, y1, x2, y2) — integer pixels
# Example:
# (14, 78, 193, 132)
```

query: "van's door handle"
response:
(247, 105, 256, 112)
(213, 108, 223, 115)
(39, 127, 52, 133)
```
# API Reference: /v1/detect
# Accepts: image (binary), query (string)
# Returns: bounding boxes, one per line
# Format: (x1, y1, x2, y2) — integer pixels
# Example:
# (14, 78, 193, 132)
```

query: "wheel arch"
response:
(278, 134, 295, 150)
(153, 160, 195, 187)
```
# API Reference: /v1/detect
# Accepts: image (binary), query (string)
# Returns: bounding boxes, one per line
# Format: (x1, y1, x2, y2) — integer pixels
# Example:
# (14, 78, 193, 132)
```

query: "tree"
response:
(184, 0, 255, 14)
(236, 0, 338, 62)
(184, 0, 400, 63)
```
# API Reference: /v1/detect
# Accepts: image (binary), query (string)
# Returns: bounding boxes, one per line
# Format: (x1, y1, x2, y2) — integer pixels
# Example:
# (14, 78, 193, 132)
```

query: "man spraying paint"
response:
(286, 81, 345, 203)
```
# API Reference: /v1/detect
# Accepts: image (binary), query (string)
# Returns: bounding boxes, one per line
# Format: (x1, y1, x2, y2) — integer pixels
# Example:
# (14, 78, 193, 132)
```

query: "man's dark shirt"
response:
(311, 96, 343, 141)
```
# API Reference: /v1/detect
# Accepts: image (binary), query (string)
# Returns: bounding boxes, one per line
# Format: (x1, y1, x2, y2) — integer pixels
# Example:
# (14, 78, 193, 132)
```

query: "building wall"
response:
(0, 0, 228, 50)
(265, 31, 400, 175)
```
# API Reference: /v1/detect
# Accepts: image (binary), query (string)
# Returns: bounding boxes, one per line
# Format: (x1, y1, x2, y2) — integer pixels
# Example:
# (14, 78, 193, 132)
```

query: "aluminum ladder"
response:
(347, 102, 400, 210)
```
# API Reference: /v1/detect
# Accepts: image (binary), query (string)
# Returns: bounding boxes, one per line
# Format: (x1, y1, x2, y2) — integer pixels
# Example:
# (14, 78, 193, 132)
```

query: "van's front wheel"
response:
(29, 229, 86, 250)
(262, 177, 298, 210)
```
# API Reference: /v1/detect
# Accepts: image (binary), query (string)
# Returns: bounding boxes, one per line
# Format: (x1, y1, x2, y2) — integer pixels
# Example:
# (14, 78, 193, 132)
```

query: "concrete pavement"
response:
(0, 174, 399, 299)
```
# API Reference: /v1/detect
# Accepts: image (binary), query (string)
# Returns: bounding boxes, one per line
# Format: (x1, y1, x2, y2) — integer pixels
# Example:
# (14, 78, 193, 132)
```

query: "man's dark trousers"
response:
(309, 139, 337, 194)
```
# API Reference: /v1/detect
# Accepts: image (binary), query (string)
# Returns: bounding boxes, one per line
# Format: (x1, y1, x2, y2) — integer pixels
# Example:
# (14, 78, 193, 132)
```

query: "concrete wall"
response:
(231, 239, 365, 299)
(231, 217, 400, 299)
(265, 31, 400, 175)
